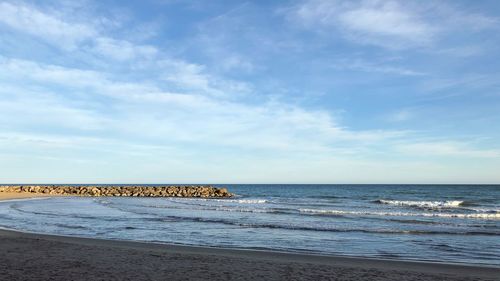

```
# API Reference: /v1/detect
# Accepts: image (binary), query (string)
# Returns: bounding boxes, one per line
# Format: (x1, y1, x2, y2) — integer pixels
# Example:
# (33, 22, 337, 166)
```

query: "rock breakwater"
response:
(0, 185, 233, 198)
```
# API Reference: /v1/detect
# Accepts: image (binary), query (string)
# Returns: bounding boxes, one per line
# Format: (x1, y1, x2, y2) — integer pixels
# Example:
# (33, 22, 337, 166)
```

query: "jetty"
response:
(0, 185, 233, 198)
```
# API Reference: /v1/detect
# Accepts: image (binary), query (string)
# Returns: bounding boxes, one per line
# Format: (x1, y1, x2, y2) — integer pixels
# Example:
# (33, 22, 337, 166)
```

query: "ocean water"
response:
(0, 184, 499, 266)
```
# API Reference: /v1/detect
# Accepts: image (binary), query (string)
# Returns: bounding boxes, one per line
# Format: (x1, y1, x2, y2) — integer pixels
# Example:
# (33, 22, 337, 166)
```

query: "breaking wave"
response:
(375, 200, 464, 209)
(299, 209, 500, 220)
(169, 198, 268, 204)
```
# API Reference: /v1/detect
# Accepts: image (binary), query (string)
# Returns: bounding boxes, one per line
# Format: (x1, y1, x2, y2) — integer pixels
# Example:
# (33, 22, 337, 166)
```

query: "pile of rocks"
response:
(0, 185, 233, 198)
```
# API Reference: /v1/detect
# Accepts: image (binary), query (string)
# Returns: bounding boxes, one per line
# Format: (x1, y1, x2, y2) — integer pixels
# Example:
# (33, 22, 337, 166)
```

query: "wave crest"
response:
(376, 200, 464, 209)
(299, 209, 500, 220)
(168, 198, 268, 204)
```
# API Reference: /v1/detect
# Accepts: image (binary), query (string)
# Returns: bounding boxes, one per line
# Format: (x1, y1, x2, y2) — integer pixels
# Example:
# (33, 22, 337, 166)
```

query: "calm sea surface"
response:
(0, 185, 499, 265)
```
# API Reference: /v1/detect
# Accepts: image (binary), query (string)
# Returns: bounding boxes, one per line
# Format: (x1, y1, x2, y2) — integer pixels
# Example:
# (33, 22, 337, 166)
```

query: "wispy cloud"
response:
(386, 109, 414, 122)
(337, 1, 434, 47)
(420, 73, 500, 96)
(0, 56, 406, 155)
(93, 37, 158, 61)
(332, 58, 426, 76)
(397, 141, 500, 159)
(158, 59, 252, 97)
(291, 0, 435, 49)
(289, 0, 499, 50)
(0, 1, 157, 61)
(0, 1, 96, 50)
(435, 46, 485, 57)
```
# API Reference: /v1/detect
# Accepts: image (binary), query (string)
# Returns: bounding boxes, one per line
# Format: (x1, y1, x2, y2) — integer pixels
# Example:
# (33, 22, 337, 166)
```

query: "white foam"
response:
(467, 207, 500, 213)
(377, 200, 464, 208)
(169, 198, 268, 204)
(298, 209, 500, 220)
(231, 199, 268, 204)
(214, 207, 271, 213)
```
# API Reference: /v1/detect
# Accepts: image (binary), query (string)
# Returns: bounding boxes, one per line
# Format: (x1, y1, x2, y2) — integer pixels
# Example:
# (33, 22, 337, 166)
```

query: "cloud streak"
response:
(0, 56, 406, 155)
(0, 1, 96, 50)
(292, 0, 435, 48)
(290, 0, 499, 50)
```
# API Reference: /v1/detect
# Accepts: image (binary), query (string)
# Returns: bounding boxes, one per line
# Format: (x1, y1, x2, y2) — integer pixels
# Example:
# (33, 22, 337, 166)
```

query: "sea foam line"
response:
(299, 209, 500, 220)
(376, 200, 464, 209)
(167, 198, 268, 204)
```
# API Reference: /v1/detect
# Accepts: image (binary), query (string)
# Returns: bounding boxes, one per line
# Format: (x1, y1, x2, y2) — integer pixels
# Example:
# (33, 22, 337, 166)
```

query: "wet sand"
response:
(0, 228, 498, 281)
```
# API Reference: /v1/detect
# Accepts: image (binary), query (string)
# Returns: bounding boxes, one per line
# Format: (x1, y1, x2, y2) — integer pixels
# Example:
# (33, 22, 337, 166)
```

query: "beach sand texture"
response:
(0, 192, 60, 201)
(0, 229, 498, 281)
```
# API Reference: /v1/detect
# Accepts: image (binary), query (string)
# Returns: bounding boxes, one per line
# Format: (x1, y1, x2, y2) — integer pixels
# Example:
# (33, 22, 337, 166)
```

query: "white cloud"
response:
(0, 57, 406, 155)
(1, 56, 102, 84)
(441, 6, 499, 31)
(0, 1, 96, 50)
(421, 73, 500, 95)
(292, 0, 435, 49)
(386, 109, 413, 122)
(193, 32, 256, 74)
(218, 55, 254, 72)
(93, 37, 158, 61)
(0, 81, 106, 131)
(397, 141, 500, 159)
(436, 46, 484, 57)
(0, 132, 106, 149)
(338, 1, 433, 46)
(0, 2, 158, 61)
(158, 59, 252, 97)
(290, 0, 499, 50)
(333, 58, 426, 76)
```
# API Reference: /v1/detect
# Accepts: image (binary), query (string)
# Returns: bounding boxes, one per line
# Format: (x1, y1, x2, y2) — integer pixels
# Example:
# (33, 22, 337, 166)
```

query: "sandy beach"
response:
(0, 192, 62, 201)
(0, 230, 498, 280)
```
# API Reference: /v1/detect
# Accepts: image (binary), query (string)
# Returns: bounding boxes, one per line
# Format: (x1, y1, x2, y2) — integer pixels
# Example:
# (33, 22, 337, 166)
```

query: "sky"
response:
(1, 0, 500, 184)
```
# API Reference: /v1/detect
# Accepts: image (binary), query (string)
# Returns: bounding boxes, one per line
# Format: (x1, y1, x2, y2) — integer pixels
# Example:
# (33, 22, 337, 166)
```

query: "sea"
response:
(0, 184, 499, 266)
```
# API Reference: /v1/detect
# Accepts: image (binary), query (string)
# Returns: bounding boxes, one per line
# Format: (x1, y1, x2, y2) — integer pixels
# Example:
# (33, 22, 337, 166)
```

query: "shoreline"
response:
(3, 224, 500, 270)
(1, 194, 499, 280)
(0, 228, 498, 280)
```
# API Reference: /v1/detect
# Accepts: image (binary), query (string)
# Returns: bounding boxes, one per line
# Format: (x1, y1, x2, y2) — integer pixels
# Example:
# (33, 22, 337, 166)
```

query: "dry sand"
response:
(0, 195, 499, 281)
(0, 191, 63, 200)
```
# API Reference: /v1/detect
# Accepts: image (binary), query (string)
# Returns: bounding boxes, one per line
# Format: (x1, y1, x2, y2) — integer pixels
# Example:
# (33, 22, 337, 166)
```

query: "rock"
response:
(0, 185, 233, 198)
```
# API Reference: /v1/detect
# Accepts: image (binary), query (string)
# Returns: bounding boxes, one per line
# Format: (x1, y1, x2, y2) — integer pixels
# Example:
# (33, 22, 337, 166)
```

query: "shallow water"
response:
(0, 184, 498, 265)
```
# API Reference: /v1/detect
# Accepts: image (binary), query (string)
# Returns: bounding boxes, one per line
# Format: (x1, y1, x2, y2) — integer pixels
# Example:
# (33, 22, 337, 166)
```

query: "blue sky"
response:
(1, 0, 499, 184)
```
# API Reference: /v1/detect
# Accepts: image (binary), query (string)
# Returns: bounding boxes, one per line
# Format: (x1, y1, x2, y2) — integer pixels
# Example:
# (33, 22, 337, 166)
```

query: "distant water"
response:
(0, 185, 499, 266)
